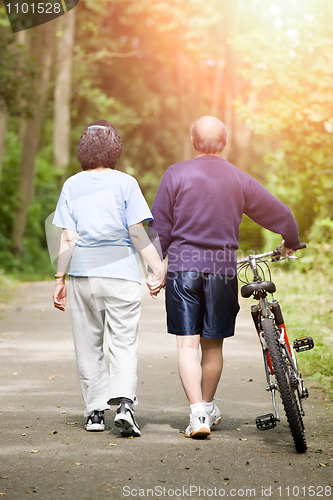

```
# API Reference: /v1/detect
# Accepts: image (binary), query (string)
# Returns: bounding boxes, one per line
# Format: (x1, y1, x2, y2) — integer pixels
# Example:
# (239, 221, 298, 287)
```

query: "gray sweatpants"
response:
(69, 277, 141, 416)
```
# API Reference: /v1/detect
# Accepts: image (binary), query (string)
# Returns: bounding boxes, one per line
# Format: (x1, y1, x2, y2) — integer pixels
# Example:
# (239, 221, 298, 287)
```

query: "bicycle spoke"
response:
(262, 318, 307, 453)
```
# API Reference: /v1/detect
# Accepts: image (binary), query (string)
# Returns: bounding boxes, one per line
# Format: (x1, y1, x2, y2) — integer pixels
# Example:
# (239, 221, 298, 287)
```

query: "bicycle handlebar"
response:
(237, 242, 306, 265)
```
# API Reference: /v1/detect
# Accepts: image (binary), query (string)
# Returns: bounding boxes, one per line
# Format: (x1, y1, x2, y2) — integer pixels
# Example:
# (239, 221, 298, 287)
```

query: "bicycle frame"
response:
(237, 247, 310, 435)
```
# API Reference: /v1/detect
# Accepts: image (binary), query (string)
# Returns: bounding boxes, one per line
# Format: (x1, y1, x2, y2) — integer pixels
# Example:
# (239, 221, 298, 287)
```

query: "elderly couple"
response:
(53, 116, 301, 439)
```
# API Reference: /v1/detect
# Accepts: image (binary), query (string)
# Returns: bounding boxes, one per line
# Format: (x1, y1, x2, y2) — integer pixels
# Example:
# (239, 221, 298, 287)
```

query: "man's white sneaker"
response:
(185, 414, 211, 439)
(206, 402, 221, 429)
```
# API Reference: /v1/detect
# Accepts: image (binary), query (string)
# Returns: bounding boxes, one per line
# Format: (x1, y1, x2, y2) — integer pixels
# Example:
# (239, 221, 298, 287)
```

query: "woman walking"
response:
(52, 120, 165, 437)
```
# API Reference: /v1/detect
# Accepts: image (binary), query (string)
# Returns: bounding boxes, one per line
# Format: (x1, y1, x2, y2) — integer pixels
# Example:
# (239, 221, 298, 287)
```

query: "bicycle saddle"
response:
(241, 281, 276, 298)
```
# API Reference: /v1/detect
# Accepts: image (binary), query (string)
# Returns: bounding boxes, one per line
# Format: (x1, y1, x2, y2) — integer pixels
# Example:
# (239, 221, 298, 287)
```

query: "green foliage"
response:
(1, 0, 333, 284)
(271, 267, 333, 399)
(0, 130, 21, 259)
(232, 0, 333, 244)
(297, 218, 333, 274)
(23, 146, 63, 279)
(0, 269, 18, 309)
(71, 0, 256, 192)
(238, 215, 264, 253)
(0, 21, 37, 116)
(0, 128, 61, 278)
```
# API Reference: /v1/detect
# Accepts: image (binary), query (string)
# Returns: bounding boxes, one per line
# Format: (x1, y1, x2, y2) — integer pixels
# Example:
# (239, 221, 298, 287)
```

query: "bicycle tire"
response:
(262, 318, 307, 453)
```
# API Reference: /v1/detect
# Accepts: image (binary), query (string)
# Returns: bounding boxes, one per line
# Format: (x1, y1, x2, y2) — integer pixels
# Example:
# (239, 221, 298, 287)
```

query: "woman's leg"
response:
(69, 277, 110, 417)
(200, 338, 224, 403)
(176, 334, 202, 405)
(103, 279, 141, 405)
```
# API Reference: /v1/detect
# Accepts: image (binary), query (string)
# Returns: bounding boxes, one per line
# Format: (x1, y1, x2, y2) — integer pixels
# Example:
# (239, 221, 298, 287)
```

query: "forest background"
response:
(0, 0, 332, 395)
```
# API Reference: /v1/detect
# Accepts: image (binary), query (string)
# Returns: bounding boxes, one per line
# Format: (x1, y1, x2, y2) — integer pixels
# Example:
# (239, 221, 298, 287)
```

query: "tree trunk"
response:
(177, 52, 191, 161)
(11, 24, 56, 256)
(210, 59, 226, 117)
(54, 10, 75, 174)
(0, 30, 27, 185)
(0, 102, 8, 183)
(218, 0, 253, 167)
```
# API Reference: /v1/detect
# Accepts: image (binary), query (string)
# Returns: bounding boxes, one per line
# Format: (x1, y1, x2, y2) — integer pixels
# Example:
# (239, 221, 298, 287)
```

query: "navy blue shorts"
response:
(166, 271, 240, 339)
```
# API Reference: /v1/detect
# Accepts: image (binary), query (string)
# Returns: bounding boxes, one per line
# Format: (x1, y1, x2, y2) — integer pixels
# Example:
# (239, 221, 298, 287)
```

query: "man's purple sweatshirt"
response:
(149, 155, 301, 276)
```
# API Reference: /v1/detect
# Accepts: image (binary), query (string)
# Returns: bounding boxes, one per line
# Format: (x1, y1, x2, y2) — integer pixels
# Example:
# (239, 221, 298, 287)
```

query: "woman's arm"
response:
(129, 222, 166, 298)
(53, 229, 78, 311)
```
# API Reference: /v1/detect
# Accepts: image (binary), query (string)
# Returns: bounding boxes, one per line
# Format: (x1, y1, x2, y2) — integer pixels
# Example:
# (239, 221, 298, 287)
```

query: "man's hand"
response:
(53, 282, 67, 311)
(281, 240, 295, 257)
(146, 271, 166, 299)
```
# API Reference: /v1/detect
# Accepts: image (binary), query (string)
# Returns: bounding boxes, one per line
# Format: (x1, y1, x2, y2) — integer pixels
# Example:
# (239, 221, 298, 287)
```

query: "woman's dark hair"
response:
(77, 120, 122, 170)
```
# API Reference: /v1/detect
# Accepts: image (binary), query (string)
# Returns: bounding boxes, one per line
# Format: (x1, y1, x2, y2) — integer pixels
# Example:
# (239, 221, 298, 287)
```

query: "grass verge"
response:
(268, 263, 333, 402)
(0, 270, 19, 317)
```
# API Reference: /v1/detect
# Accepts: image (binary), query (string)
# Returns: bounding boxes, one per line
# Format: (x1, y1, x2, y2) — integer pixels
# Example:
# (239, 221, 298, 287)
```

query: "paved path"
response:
(0, 282, 332, 499)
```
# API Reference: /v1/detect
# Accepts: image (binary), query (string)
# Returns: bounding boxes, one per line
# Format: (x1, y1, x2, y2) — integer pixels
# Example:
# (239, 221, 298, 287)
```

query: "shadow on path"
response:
(0, 282, 331, 499)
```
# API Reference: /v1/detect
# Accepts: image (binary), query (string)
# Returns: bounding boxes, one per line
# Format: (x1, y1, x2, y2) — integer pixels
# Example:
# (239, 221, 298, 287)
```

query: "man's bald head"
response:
(190, 116, 228, 155)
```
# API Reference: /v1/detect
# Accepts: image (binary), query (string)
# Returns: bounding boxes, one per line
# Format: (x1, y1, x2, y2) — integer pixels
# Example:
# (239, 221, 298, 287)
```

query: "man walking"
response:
(149, 116, 301, 438)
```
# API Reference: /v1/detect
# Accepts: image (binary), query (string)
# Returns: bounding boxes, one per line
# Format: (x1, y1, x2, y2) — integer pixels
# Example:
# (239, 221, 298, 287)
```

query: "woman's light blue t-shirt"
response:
(52, 169, 153, 283)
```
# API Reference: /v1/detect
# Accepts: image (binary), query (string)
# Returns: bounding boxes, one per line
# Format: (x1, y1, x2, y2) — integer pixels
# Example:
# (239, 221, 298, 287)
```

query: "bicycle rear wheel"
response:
(262, 318, 307, 453)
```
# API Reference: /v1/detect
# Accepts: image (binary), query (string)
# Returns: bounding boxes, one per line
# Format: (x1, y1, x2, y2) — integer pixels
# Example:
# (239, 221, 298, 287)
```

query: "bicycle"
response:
(237, 243, 314, 453)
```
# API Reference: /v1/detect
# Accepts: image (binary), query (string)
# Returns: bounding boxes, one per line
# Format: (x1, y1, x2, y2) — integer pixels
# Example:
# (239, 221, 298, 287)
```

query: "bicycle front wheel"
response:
(262, 318, 307, 453)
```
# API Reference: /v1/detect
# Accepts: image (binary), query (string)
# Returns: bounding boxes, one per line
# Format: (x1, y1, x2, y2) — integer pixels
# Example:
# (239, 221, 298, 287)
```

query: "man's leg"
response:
(177, 334, 202, 405)
(200, 337, 223, 403)
(167, 272, 210, 437)
(200, 337, 223, 428)
(177, 334, 211, 438)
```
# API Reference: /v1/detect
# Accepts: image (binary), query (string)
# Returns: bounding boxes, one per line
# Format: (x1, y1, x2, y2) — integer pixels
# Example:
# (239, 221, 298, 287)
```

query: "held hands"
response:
(53, 281, 67, 311)
(146, 269, 166, 300)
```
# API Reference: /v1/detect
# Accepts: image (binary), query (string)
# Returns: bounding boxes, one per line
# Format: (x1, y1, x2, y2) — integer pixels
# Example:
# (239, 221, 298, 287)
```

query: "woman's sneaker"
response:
(185, 414, 211, 439)
(114, 402, 141, 437)
(85, 410, 105, 431)
(205, 402, 221, 429)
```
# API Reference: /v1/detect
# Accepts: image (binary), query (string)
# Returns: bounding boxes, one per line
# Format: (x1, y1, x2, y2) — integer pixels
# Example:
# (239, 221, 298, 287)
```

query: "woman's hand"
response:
(53, 281, 67, 311)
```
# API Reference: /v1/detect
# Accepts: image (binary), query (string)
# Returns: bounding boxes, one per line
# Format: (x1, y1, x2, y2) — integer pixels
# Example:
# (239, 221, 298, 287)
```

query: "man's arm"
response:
(244, 176, 301, 250)
(149, 167, 176, 258)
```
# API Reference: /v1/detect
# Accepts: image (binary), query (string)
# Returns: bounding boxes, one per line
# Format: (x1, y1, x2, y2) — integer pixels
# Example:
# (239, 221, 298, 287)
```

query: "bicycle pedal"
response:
(293, 336, 314, 352)
(255, 413, 277, 430)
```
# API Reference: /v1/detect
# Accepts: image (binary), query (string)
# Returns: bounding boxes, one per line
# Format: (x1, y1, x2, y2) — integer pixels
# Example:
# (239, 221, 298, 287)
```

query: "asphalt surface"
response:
(0, 281, 332, 500)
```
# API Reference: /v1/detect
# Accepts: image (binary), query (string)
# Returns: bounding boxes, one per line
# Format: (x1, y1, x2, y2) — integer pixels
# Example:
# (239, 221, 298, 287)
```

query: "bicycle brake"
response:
(271, 247, 282, 262)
